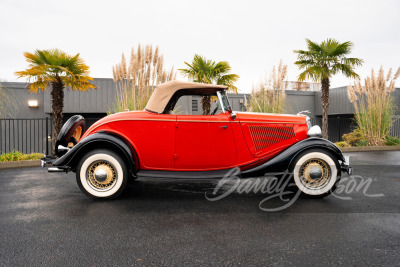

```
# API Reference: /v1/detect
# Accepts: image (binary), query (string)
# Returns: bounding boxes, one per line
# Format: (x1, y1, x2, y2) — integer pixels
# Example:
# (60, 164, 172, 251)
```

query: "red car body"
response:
(80, 110, 308, 172)
(43, 81, 351, 199)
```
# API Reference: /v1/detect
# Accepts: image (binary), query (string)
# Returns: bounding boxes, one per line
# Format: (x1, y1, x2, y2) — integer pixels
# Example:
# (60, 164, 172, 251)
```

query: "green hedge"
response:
(0, 151, 43, 162)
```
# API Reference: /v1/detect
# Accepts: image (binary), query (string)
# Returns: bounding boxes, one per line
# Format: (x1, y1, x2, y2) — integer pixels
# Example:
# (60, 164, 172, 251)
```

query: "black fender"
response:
(241, 137, 345, 177)
(52, 132, 138, 176)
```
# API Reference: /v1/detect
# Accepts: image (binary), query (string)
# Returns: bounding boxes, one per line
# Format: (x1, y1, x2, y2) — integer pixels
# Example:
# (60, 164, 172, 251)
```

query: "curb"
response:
(0, 160, 41, 170)
(340, 146, 400, 152)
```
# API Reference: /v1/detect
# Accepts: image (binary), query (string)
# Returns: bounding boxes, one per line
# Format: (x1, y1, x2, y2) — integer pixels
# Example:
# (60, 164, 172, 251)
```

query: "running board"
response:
(136, 168, 238, 179)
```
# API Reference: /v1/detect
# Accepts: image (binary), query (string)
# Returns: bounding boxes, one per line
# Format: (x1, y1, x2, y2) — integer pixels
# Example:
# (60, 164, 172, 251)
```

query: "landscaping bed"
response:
(0, 151, 43, 170)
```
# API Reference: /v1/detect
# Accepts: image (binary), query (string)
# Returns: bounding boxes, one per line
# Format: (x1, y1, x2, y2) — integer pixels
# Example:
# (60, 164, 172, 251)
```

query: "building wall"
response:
(285, 91, 317, 118)
(43, 78, 118, 114)
(2, 79, 400, 119)
(315, 86, 355, 116)
(1, 82, 48, 119)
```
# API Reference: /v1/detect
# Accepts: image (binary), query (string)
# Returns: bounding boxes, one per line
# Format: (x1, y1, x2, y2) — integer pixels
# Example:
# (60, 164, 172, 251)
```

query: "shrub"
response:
(384, 136, 400, 146)
(0, 151, 43, 162)
(342, 129, 364, 147)
(348, 67, 400, 146)
(356, 140, 368, 147)
(335, 141, 349, 148)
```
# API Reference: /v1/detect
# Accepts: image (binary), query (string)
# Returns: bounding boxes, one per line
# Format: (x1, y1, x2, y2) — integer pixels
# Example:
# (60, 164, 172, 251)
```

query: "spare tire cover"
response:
(55, 115, 85, 156)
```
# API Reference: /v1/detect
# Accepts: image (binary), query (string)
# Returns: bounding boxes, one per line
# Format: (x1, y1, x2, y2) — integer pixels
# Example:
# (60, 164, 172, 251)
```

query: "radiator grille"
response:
(248, 125, 295, 152)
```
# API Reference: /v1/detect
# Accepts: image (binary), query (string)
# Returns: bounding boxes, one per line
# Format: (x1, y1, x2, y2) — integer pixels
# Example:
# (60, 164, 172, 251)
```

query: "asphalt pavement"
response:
(0, 151, 399, 266)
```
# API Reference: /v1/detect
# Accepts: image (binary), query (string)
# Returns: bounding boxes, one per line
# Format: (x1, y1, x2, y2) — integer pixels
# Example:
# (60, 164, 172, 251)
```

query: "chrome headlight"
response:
(308, 125, 322, 137)
(306, 116, 312, 129)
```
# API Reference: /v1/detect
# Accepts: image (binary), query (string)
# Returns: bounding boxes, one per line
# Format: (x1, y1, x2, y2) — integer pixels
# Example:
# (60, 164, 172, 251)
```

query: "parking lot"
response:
(1, 151, 399, 266)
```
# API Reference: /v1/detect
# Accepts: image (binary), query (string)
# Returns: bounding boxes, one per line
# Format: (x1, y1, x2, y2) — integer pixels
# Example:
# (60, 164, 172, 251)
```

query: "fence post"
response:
(46, 117, 48, 156)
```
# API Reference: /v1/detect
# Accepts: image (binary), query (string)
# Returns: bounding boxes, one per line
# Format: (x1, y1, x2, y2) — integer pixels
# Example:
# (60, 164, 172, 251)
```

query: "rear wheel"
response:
(292, 150, 340, 198)
(76, 149, 128, 199)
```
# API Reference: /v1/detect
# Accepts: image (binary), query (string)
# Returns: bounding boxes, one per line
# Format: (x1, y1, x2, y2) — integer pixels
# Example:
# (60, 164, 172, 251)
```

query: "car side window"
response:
(166, 94, 223, 115)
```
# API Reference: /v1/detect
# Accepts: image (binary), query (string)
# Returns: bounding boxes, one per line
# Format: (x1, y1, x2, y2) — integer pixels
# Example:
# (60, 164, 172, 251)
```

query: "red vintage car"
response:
(42, 81, 351, 199)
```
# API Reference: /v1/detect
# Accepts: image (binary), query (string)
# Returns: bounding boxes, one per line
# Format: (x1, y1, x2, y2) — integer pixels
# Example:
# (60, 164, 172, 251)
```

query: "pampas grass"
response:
(247, 60, 287, 113)
(347, 66, 399, 146)
(109, 44, 176, 114)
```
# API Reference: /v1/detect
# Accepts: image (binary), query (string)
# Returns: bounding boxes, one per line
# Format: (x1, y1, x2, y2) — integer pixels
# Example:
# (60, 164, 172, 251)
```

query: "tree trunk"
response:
(51, 76, 64, 156)
(201, 95, 211, 115)
(321, 78, 330, 139)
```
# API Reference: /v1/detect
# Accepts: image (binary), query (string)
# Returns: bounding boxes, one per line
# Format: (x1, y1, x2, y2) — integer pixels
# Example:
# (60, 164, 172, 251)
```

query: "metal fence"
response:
(0, 118, 52, 155)
(0, 117, 100, 155)
(1, 117, 400, 154)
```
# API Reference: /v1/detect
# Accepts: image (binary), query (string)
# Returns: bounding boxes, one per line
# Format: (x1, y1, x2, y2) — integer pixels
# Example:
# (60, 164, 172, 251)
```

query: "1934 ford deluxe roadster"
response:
(42, 81, 351, 199)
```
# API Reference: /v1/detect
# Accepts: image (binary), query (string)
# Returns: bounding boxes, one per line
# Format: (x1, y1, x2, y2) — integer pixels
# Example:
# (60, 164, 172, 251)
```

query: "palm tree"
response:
(15, 49, 96, 155)
(179, 54, 239, 115)
(294, 39, 363, 139)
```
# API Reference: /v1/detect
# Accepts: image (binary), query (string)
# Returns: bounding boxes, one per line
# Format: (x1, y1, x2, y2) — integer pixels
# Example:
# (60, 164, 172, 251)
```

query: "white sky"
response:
(1, 0, 399, 92)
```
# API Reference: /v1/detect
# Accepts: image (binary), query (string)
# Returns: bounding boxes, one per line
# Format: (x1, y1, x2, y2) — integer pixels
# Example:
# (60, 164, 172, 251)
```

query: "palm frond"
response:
(15, 49, 95, 93)
(179, 54, 240, 96)
(294, 38, 362, 82)
(331, 63, 360, 79)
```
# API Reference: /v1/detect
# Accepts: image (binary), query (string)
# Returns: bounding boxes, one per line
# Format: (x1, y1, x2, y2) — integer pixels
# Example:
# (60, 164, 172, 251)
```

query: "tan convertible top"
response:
(145, 80, 227, 113)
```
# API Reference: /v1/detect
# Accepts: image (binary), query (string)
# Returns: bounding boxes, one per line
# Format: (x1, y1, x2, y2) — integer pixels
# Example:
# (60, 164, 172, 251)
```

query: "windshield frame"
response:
(217, 90, 232, 113)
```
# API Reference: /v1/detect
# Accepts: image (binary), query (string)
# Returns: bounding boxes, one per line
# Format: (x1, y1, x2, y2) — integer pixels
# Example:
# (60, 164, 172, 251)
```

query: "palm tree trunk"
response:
(51, 76, 64, 155)
(321, 78, 330, 139)
(201, 96, 211, 115)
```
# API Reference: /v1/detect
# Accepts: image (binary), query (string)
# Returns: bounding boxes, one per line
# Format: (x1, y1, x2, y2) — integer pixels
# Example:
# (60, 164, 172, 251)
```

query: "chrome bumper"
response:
(41, 156, 56, 168)
(341, 164, 352, 175)
(48, 167, 65, 172)
(41, 156, 69, 173)
(340, 156, 352, 175)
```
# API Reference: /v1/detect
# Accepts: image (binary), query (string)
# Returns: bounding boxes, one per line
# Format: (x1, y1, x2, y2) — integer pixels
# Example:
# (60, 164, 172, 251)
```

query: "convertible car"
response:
(42, 81, 351, 199)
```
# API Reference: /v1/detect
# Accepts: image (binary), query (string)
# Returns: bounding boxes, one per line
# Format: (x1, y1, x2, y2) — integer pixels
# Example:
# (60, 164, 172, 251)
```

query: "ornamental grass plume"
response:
(347, 66, 400, 146)
(248, 60, 288, 113)
(109, 44, 176, 114)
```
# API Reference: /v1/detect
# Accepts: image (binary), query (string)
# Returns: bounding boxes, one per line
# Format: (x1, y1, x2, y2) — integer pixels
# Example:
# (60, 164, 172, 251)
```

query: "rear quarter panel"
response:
(81, 111, 176, 170)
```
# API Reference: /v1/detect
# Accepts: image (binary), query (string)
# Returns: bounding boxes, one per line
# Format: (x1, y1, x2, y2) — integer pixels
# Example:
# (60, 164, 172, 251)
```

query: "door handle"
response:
(220, 125, 228, 129)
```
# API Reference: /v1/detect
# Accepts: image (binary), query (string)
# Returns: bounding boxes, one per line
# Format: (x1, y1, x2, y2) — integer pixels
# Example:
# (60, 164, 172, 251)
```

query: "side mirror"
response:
(230, 111, 237, 120)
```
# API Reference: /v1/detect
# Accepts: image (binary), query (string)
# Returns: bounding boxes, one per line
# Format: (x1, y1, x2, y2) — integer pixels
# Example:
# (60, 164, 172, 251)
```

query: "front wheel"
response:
(76, 149, 128, 199)
(292, 150, 340, 198)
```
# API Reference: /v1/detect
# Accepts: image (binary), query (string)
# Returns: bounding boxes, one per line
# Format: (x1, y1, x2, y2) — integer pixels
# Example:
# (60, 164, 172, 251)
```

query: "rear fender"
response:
(241, 137, 345, 177)
(52, 132, 138, 175)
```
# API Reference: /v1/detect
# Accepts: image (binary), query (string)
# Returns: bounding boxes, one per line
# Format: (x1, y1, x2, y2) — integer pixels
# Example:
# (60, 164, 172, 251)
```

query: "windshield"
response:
(218, 91, 232, 113)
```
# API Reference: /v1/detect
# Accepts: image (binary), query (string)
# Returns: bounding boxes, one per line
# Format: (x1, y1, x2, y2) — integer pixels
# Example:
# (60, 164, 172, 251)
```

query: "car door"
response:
(175, 113, 237, 170)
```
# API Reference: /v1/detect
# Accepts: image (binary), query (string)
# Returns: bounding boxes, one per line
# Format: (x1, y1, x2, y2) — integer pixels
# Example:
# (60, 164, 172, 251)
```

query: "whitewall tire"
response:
(292, 150, 340, 198)
(76, 150, 128, 199)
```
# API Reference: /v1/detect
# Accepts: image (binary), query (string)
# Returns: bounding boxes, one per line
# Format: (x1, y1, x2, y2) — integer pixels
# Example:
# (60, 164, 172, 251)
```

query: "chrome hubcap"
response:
(94, 169, 108, 182)
(87, 160, 117, 191)
(300, 159, 331, 190)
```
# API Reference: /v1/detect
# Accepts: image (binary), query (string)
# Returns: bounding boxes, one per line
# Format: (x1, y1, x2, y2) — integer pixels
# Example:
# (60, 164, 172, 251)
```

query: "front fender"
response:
(52, 132, 138, 175)
(241, 137, 345, 177)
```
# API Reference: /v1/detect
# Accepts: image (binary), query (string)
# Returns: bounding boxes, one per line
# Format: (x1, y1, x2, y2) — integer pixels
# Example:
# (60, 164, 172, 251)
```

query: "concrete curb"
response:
(0, 160, 41, 170)
(340, 146, 400, 152)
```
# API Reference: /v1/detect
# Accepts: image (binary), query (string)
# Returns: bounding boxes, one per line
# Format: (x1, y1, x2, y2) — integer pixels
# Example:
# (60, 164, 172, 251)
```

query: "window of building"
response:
(192, 99, 198, 112)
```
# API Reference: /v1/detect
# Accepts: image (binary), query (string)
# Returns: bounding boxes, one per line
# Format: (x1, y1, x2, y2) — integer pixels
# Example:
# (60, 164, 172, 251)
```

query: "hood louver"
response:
(248, 125, 295, 152)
